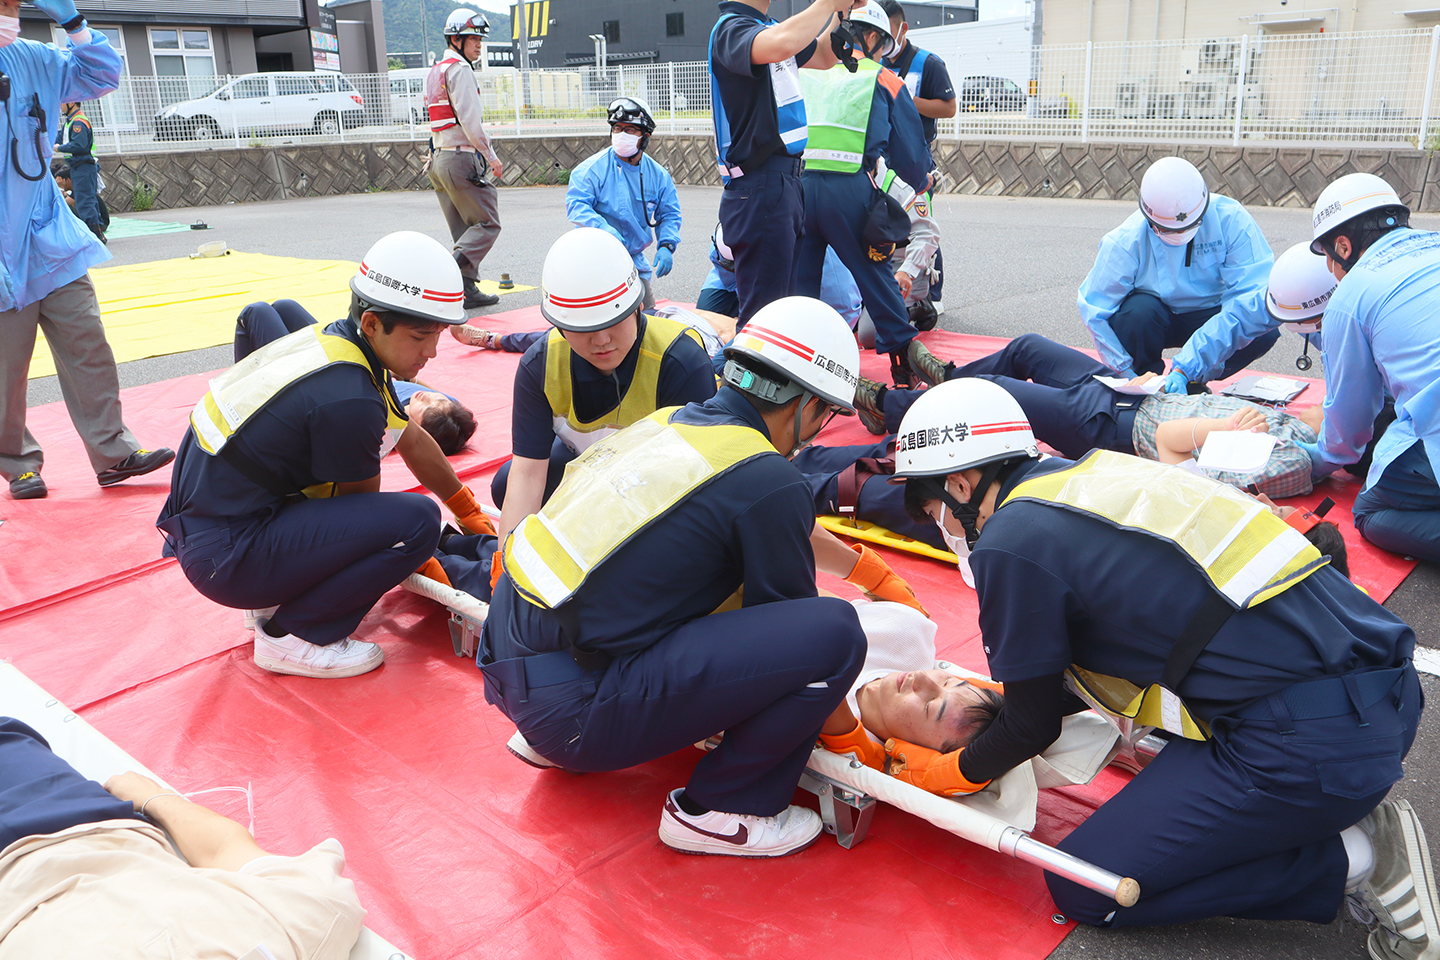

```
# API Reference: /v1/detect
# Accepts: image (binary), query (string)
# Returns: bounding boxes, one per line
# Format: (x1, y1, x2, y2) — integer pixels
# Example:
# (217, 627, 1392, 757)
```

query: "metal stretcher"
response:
(0, 661, 414, 960)
(402, 572, 489, 658)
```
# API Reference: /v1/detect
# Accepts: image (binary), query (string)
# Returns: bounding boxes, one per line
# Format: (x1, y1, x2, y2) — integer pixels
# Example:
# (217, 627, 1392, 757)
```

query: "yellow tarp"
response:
(29, 251, 534, 379)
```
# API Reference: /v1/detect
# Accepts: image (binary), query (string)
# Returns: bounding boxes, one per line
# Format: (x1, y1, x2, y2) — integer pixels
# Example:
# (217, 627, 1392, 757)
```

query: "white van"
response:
(388, 67, 429, 125)
(153, 72, 366, 140)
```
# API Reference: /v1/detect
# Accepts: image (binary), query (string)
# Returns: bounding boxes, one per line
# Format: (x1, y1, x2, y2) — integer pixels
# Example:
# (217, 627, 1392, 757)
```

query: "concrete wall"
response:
(97, 133, 1440, 213)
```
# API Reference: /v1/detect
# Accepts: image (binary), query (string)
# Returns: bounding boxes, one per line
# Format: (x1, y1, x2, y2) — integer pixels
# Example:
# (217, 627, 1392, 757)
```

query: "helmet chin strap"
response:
(921, 459, 1020, 548)
(789, 390, 816, 458)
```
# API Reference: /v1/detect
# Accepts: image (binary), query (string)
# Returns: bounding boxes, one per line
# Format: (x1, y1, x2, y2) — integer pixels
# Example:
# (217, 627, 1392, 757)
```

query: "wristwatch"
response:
(62, 14, 87, 32)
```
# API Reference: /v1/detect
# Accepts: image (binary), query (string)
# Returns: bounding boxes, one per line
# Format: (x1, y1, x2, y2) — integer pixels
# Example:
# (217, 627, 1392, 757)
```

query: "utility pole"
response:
(516, 0, 530, 109)
(418, 0, 431, 66)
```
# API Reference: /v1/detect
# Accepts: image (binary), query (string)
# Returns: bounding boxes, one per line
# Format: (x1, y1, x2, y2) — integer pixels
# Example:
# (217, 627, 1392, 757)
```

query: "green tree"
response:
(382, 0, 511, 63)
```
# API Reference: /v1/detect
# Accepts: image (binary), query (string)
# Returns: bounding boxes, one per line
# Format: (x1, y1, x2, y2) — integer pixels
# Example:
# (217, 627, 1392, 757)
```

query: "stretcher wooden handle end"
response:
(1115, 877, 1140, 908)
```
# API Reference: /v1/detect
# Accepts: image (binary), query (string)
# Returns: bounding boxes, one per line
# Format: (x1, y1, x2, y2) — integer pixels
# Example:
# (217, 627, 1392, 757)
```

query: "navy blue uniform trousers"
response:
(791, 441, 946, 550)
(1111, 291, 1281, 380)
(1354, 440, 1440, 563)
(1052, 665, 1422, 927)
(482, 592, 865, 816)
(235, 298, 317, 362)
(68, 159, 104, 234)
(719, 154, 805, 328)
(883, 334, 1137, 460)
(0, 718, 141, 850)
(797, 171, 916, 358)
(490, 437, 576, 512)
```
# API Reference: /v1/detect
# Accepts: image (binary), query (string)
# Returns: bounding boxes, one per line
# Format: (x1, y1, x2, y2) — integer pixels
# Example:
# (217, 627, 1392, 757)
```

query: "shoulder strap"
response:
(1160, 592, 1234, 692)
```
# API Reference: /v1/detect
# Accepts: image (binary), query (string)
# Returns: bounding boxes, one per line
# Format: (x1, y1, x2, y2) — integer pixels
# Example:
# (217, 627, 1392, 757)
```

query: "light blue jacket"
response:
(0, 33, 119, 312)
(700, 245, 861, 325)
(1077, 195, 1274, 381)
(565, 148, 682, 280)
(1318, 228, 1440, 492)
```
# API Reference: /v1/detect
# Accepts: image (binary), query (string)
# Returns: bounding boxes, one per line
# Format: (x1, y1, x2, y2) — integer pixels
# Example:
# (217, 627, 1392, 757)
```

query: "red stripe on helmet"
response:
(359, 261, 370, 276)
(422, 288, 464, 302)
(969, 421, 1030, 436)
(547, 280, 632, 309)
(743, 324, 816, 361)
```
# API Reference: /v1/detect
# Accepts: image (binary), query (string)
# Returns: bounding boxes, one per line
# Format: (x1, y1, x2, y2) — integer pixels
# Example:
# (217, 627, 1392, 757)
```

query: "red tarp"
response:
(0, 308, 1414, 959)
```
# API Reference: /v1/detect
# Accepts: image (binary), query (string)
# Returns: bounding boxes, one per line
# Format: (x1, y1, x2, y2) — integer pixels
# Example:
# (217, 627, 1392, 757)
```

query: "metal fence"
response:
(68, 26, 1440, 155)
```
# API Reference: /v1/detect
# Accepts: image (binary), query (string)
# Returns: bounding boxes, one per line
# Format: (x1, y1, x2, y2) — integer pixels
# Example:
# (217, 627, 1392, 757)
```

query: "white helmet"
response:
(350, 231, 466, 324)
(1267, 242, 1337, 328)
(1139, 157, 1210, 237)
(892, 378, 1039, 478)
(724, 297, 859, 413)
(1309, 172, 1408, 255)
(541, 227, 645, 332)
(849, 1, 896, 59)
(444, 8, 490, 36)
(712, 223, 734, 266)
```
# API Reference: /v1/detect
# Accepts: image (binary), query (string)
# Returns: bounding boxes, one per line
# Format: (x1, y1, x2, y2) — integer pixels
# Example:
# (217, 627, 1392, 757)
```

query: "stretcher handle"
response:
(999, 827, 1141, 908)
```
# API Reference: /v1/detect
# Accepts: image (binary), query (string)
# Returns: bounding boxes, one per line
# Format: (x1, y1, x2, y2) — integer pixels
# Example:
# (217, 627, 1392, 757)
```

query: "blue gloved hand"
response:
(1163, 370, 1189, 395)
(653, 246, 674, 278)
(33, 0, 81, 27)
(1295, 439, 1342, 481)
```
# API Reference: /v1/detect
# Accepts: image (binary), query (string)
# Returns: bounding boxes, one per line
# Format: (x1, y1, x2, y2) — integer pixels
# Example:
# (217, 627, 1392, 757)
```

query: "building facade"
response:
(509, 0, 977, 69)
(1042, 0, 1440, 44)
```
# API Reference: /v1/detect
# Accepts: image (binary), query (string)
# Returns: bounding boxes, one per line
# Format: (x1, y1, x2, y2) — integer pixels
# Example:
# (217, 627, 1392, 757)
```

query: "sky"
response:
(979, 0, 1029, 20)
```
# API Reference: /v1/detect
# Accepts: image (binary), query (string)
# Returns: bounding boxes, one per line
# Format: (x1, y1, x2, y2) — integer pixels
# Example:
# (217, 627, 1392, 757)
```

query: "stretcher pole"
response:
(999, 828, 1140, 907)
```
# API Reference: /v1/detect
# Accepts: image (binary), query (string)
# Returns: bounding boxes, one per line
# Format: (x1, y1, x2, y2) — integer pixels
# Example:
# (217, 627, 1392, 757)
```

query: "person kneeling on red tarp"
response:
(888, 377, 1434, 960)
(156, 232, 494, 680)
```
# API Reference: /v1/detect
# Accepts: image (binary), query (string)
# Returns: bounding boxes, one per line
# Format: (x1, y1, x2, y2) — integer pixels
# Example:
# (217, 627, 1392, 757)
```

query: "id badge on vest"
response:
(771, 57, 803, 108)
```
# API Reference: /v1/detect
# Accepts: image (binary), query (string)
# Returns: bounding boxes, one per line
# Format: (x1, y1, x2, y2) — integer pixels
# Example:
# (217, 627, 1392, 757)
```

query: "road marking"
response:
(1414, 646, 1440, 678)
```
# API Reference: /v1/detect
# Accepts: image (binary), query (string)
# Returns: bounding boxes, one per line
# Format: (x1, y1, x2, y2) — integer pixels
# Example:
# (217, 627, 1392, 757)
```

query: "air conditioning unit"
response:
(1116, 79, 1152, 119)
(1199, 39, 1237, 69)
(1182, 79, 1234, 118)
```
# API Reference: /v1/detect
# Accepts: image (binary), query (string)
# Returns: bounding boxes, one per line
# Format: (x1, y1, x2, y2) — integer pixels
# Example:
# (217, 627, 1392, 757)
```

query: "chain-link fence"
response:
(66, 26, 1440, 156)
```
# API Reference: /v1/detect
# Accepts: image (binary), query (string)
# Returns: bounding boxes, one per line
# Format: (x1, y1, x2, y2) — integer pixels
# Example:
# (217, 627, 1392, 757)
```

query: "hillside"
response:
(380, 0, 512, 58)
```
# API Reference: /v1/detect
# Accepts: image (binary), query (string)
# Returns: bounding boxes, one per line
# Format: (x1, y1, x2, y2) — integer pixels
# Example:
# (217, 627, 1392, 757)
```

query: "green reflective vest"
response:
(800, 59, 880, 174)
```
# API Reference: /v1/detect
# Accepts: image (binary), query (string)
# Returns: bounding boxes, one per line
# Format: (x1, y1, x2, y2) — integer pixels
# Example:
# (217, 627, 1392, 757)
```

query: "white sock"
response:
(1343, 824, 1375, 892)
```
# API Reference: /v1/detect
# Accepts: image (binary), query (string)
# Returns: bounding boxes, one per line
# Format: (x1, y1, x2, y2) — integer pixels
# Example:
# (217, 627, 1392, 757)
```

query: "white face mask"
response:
(933, 514, 977, 588)
(611, 131, 642, 158)
(1154, 224, 1200, 247)
(0, 16, 20, 48)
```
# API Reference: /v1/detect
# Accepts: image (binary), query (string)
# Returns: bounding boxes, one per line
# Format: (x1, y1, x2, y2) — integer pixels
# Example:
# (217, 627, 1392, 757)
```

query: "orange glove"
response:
(443, 485, 495, 537)
(415, 556, 452, 586)
(489, 544, 505, 592)
(884, 738, 990, 797)
(967, 676, 1005, 695)
(818, 718, 886, 770)
(845, 543, 928, 617)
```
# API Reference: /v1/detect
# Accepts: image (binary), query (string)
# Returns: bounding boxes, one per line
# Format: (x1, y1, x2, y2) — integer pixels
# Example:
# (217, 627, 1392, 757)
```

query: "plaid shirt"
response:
(1131, 393, 1319, 499)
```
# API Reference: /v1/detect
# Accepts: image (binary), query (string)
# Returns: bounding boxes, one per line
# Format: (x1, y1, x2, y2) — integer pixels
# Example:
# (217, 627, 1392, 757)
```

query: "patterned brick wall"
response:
(98, 134, 1440, 212)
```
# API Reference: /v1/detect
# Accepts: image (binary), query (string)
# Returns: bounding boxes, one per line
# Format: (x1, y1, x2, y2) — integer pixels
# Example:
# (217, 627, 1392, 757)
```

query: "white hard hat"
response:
(444, 8, 490, 36)
(1309, 172, 1407, 254)
(849, 1, 896, 57)
(541, 227, 645, 332)
(724, 297, 859, 413)
(1139, 157, 1210, 233)
(350, 231, 466, 325)
(891, 378, 1039, 478)
(712, 223, 734, 265)
(1267, 242, 1337, 326)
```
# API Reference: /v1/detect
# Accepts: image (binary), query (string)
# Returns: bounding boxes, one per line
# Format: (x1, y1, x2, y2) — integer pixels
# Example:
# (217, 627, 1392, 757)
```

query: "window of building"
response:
(150, 27, 217, 103)
(51, 24, 136, 127)
(603, 20, 620, 43)
(666, 12, 684, 37)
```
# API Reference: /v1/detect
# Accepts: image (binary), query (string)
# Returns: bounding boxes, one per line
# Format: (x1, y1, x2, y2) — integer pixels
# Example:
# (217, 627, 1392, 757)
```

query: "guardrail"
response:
(63, 26, 1440, 157)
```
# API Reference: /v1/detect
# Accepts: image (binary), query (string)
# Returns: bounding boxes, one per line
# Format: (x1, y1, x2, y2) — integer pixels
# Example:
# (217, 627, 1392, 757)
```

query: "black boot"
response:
(463, 277, 499, 309)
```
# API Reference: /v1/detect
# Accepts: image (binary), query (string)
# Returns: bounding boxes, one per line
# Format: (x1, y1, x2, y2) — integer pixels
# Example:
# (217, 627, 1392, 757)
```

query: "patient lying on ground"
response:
(820, 601, 1003, 770)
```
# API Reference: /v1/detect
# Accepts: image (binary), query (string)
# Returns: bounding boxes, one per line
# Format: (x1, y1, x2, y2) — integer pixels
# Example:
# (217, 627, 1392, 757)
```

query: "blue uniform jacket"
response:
(565, 148, 682, 280)
(56, 113, 95, 159)
(0, 33, 119, 312)
(859, 72, 930, 196)
(1077, 196, 1274, 380)
(1317, 229, 1440, 490)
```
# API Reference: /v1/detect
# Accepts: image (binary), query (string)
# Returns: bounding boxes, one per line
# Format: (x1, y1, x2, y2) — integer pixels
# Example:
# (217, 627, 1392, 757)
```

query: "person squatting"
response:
(6, 0, 1436, 956)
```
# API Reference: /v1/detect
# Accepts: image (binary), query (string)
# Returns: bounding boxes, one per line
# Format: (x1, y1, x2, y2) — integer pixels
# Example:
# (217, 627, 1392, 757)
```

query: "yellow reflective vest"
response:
(189, 324, 408, 499)
(506, 407, 778, 610)
(1002, 450, 1328, 739)
(543, 312, 703, 454)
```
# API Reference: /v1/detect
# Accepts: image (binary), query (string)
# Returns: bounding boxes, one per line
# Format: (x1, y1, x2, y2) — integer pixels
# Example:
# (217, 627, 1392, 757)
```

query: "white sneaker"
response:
(243, 606, 279, 630)
(252, 622, 384, 678)
(1350, 799, 1440, 960)
(658, 789, 823, 858)
(507, 730, 560, 769)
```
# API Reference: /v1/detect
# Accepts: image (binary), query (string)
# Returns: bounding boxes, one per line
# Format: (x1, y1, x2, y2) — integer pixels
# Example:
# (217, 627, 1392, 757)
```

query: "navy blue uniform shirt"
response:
(972, 457, 1415, 719)
(157, 318, 394, 539)
(888, 42, 954, 145)
(488, 387, 819, 659)
(510, 314, 717, 460)
(710, 0, 816, 172)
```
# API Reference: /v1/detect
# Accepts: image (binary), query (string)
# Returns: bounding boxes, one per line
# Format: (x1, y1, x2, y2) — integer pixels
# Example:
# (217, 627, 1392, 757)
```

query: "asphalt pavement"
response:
(26, 185, 1440, 959)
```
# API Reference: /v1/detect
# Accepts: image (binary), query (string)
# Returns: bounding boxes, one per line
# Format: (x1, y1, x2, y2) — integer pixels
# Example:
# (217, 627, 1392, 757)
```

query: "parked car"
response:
(153, 72, 365, 141)
(959, 75, 1028, 113)
(388, 67, 429, 125)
